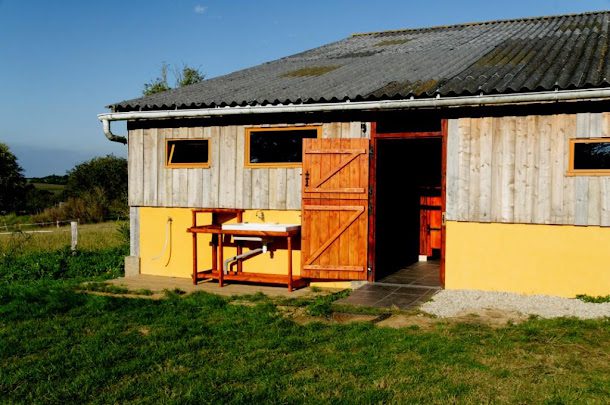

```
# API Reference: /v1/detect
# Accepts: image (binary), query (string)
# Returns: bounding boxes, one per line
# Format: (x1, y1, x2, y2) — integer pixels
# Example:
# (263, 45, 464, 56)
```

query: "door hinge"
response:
(442, 212, 446, 226)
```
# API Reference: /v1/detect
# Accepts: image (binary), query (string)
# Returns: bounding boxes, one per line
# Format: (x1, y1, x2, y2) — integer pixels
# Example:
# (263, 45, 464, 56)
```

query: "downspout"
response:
(102, 118, 127, 144)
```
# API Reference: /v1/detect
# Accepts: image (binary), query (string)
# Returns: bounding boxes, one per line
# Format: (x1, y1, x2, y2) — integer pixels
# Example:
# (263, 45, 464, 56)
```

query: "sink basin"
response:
(221, 222, 300, 232)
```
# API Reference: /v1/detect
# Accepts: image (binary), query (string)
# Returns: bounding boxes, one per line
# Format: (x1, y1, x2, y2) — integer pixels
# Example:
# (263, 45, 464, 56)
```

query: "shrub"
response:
(32, 188, 108, 224)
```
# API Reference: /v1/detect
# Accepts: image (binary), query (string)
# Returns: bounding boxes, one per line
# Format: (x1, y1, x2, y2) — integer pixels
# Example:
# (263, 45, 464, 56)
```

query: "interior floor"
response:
(377, 260, 441, 288)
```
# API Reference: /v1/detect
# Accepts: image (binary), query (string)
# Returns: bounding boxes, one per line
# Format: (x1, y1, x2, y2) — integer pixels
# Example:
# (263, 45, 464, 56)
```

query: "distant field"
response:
(30, 182, 65, 195)
(0, 221, 126, 252)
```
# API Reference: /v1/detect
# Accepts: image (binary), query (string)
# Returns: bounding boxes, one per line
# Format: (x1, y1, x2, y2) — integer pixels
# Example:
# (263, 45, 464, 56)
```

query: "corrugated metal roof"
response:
(111, 10, 610, 112)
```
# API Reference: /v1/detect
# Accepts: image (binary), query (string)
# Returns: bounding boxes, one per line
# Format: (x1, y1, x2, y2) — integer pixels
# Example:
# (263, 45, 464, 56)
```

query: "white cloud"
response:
(194, 4, 207, 14)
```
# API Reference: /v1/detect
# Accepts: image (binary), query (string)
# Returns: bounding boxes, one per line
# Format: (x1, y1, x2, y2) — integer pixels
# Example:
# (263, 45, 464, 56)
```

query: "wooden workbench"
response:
(187, 209, 306, 291)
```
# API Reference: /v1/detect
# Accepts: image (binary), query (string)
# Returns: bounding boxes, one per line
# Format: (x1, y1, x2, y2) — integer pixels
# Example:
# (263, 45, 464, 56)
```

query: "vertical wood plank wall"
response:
(446, 112, 610, 227)
(129, 122, 370, 210)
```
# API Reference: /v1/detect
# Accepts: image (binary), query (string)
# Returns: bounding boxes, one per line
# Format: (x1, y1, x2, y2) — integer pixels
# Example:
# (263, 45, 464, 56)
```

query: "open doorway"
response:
(374, 137, 443, 287)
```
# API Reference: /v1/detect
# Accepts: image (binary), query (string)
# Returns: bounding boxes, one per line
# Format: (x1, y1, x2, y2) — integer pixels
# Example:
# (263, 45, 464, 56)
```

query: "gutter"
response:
(98, 88, 610, 143)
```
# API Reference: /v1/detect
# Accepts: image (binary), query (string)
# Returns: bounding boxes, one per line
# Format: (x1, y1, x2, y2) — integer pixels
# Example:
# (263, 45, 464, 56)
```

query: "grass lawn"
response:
(1, 222, 609, 403)
(30, 182, 66, 196)
(0, 221, 126, 252)
(1, 282, 609, 403)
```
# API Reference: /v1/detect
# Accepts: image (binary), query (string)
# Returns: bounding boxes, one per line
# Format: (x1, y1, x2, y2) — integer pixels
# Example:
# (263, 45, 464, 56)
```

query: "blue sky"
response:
(2, 0, 609, 176)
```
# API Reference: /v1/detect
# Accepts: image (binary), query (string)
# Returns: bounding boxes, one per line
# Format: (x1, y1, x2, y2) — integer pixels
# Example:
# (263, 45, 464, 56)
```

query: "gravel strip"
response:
(421, 290, 610, 319)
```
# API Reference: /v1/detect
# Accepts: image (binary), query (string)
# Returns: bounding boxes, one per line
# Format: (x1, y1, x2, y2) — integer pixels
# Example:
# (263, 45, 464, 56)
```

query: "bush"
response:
(32, 187, 109, 224)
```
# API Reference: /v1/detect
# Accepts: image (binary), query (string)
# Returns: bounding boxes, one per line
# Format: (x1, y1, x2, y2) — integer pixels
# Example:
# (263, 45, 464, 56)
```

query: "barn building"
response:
(99, 11, 610, 297)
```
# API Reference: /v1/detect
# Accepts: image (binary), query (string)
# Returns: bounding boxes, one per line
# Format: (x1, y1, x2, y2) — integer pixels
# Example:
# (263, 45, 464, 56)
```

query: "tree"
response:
(65, 155, 127, 201)
(143, 62, 205, 95)
(65, 155, 128, 217)
(175, 65, 205, 87)
(143, 62, 171, 96)
(0, 143, 27, 213)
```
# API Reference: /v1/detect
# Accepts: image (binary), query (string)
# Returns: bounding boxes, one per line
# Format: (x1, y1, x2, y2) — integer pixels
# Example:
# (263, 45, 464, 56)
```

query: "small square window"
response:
(166, 139, 210, 168)
(568, 138, 610, 176)
(245, 126, 320, 168)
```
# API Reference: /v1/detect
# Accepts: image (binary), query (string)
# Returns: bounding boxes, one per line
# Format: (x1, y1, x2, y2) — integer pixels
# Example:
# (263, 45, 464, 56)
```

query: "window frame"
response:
(165, 138, 211, 169)
(244, 125, 322, 168)
(568, 138, 610, 176)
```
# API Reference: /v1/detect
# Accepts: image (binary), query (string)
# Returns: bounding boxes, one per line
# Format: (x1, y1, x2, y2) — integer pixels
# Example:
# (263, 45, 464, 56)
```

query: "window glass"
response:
(166, 139, 209, 167)
(247, 128, 318, 166)
(573, 140, 610, 171)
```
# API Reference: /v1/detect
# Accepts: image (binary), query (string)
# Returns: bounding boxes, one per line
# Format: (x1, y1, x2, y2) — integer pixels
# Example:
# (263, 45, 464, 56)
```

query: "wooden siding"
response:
(129, 122, 370, 209)
(446, 112, 610, 227)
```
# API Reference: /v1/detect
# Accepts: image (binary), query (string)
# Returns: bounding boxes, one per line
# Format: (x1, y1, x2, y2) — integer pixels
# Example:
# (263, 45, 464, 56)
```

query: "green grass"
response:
(0, 221, 127, 252)
(30, 182, 66, 195)
(1, 284, 609, 403)
(1, 223, 610, 402)
(576, 294, 610, 303)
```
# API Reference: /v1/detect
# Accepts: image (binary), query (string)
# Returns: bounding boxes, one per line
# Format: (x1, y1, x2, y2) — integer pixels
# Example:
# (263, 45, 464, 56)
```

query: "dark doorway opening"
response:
(374, 137, 442, 286)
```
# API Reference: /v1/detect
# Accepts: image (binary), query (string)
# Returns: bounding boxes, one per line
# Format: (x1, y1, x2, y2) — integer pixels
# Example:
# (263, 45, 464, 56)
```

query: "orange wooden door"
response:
(301, 138, 369, 280)
(419, 195, 442, 256)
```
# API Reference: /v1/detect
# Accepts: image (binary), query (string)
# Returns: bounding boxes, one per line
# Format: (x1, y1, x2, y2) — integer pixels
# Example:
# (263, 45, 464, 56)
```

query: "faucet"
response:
(255, 210, 265, 222)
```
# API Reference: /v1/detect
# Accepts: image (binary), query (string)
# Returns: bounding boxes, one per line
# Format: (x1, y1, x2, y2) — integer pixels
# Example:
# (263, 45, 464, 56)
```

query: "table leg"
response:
(192, 232, 198, 285)
(287, 235, 293, 292)
(236, 243, 243, 274)
(218, 234, 224, 287)
(211, 234, 217, 273)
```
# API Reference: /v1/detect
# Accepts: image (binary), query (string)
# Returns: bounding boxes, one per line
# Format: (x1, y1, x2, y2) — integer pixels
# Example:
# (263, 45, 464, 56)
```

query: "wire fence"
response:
(0, 219, 78, 234)
(0, 219, 128, 252)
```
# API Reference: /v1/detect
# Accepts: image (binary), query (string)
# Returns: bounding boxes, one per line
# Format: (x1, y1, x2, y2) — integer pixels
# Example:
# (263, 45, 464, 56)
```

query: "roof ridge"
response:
(351, 9, 610, 37)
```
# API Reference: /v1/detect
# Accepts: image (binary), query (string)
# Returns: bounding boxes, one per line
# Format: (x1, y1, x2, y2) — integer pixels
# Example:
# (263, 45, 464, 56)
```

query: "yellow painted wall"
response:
(445, 221, 610, 297)
(139, 207, 301, 278)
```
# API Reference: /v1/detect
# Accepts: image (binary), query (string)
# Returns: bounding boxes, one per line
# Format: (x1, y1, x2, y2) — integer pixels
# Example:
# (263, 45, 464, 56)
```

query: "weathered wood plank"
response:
(457, 118, 471, 221)
(234, 126, 245, 208)
(479, 117, 493, 222)
(601, 177, 610, 227)
(562, 115, 576, 224)
(286, 169, 301, 210)
(549, 115, 565, 223)
(128, 128, 144, 206)
(590, 112, 603, 138)
(523, 116, 538, 224)
(534, 115, 552, 224)
(489, 117, 502, 222)
(218, 126, 237, 208)
(445, 119, 460, 221)
(513, 117, 529, 222)
(468, 118, 481, 219)
(349, 122, 362, 138)
(602, 112, 610, 137)
(251, 169, 269, 209)
(209, 126, 221, 207)
(142, 128, 157, 206)
(500, 116, 516, 222)
(587, 177, 601, 226)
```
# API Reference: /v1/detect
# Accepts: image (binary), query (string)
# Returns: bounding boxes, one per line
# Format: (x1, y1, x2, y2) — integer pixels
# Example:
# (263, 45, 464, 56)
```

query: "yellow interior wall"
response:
(445, 221, 610, 297)
(139, 207, 302, 278)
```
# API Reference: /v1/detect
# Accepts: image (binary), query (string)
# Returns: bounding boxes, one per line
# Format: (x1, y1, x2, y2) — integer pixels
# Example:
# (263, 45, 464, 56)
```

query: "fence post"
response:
(71, 221, 78, 253)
